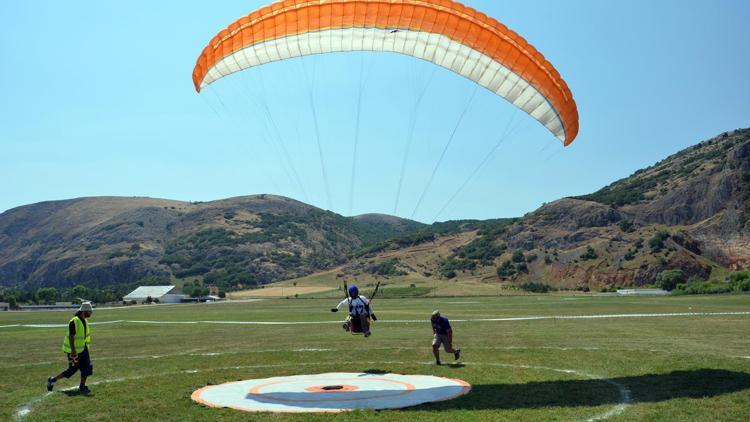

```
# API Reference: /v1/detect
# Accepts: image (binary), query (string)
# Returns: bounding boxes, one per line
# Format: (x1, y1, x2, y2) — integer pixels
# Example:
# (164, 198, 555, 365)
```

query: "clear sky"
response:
(1, 0, 748, 223)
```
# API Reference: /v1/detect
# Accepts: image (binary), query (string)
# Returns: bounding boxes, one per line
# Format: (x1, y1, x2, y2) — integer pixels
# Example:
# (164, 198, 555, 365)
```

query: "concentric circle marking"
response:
(192, 372, 470, 413)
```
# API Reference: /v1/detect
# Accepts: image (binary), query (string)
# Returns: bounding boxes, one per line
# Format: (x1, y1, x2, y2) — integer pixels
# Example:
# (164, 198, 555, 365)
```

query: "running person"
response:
(431, 310, 460, 365)
(47, 302, 94, 394)
(331, 285, 375, 337)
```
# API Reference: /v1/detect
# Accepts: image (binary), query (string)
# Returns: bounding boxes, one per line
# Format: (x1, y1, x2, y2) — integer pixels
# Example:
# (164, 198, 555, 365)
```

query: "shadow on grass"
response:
(407, 369, 750, 410)
(362, 369, 389, 375)
(61, 390, 93, 397)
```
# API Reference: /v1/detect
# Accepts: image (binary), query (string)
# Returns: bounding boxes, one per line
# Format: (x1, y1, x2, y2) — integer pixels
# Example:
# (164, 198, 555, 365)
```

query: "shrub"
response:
(368, 258, 407, 277)
(512, 250, 525, 263)
(36, 287, 57, 305)
(580, 246, 598, 261)
(496, 261, 516, 278)
(656, 269, 685, 291)
(649, 230, 670, 253)
(618, 220, 635, 233)
(440, 257, 475, 278)
(729, 270, 750, 292)
(520, 282, 551, 293)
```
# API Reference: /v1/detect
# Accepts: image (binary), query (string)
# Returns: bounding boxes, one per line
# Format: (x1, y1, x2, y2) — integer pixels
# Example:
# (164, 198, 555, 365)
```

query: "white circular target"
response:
(192, 372, 471, 413)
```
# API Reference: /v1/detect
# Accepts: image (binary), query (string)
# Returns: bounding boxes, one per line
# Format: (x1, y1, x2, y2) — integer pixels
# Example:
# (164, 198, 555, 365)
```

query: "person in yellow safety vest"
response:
(47, 302, 94, 394)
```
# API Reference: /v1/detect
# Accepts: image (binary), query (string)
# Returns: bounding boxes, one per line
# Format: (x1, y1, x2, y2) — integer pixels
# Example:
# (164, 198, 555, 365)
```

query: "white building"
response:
(123, 286, 184, 304)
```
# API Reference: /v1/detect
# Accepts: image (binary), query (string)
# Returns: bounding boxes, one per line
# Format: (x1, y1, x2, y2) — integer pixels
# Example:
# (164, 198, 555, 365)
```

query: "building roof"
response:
(124, 285, 177, 299)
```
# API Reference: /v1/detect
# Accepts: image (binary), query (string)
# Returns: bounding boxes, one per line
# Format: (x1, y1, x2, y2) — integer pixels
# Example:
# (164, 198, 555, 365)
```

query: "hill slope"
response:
(0, 195, 424, 292)
(316, 128, 749, 293)
(1, 128, 748, 296)
(416, 128, 750, 289)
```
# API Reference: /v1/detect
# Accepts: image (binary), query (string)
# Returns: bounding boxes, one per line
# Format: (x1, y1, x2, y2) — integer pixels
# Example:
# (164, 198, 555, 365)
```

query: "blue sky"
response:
(1, 0, 748, 223)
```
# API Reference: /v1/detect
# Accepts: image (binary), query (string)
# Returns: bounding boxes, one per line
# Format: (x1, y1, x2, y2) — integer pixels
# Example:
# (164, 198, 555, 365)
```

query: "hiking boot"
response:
(454, 349, 461, 360)
(47, 376, 56, 392)
(78, 385, 91, 395)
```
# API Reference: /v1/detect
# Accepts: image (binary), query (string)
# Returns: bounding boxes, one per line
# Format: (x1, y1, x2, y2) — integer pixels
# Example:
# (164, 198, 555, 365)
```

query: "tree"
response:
(581, 246, 598, 260)
(729, 270, 750, 292)
(656, 269, 685, 291)
(496, 261, 516, 278)
(649, 230, 670, 253)
(72, 284, 88, 300)
(8, 296, 17, 309)
(36, 287, 57, 304)
(618, 220, 635, 233)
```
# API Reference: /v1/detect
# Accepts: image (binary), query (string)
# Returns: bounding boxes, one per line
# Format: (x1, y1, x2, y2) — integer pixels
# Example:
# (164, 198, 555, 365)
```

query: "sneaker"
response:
(436, 360, 442, 366)
(364, 331, 371, 338)
(47, 376, 56, 392)
(454, 349, 461, 360)
(342, 322, 349, 332)
(78, 385, 91, 395)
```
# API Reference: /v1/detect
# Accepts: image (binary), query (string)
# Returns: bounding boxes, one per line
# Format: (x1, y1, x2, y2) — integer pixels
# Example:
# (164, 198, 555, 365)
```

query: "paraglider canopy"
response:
(192, 0, 578, 145)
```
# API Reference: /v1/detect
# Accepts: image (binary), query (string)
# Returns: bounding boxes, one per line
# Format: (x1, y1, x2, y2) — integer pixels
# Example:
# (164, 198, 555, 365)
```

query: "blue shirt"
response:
(432, 316, 451, 335)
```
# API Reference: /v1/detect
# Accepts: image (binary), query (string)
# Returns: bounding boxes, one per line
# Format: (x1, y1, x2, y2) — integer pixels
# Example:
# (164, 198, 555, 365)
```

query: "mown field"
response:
(2, 294, 749, 421)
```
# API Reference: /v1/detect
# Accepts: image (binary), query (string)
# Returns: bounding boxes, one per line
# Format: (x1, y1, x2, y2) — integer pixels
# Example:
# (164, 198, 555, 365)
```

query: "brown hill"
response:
(335, 128, 750, 291)
(1, 128, 748, 296)
(0, 195, 422, 292)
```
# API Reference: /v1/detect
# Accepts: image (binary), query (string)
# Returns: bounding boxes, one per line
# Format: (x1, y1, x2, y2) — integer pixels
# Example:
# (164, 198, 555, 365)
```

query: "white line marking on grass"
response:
(4, 311, 748, 330)
(16, 361, 630, 421)
(480, 363, 631, 421)
(12, 344, 750, 371)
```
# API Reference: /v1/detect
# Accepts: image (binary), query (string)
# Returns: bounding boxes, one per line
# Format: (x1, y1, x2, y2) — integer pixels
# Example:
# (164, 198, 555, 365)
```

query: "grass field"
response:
(2, 294, 750, 420)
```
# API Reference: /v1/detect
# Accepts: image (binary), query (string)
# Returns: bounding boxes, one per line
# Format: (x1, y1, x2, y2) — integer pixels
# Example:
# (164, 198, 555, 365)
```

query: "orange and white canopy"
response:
(193, 0, 579, 145)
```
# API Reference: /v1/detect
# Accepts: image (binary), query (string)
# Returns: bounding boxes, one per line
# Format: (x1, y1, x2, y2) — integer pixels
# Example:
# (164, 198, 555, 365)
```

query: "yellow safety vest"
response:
(62, 316, 90, 353)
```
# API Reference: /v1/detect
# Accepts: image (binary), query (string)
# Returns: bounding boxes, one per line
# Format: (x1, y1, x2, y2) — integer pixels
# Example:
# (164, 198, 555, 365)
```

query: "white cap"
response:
(79, 302, 93, 312)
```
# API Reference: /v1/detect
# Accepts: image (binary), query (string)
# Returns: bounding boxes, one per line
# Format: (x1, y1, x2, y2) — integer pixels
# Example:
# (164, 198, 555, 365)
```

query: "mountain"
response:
(372, 127, 749, 290)
(0, 195, 423, 292)
(1, 128, 748, 295)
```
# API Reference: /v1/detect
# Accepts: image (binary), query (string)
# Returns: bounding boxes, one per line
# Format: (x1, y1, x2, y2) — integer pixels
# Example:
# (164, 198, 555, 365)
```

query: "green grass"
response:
(1, 295, 749, 420)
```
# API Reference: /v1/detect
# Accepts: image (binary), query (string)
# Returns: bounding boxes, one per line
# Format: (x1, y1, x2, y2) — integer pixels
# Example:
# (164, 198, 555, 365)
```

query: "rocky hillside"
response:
(395, 128, 750, 290)
(1, 128, 748, 295)
(0, 195, 424, 292)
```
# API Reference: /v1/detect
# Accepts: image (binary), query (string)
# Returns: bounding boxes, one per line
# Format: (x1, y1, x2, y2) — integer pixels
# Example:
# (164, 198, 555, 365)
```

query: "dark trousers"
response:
(62, 347, 93, 379)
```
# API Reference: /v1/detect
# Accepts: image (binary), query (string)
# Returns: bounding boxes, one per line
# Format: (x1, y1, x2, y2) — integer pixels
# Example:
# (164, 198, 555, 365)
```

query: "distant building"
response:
(616, 289, 670, 296)
(0, 302, 9, 311)
(123, 286, 184, 304)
